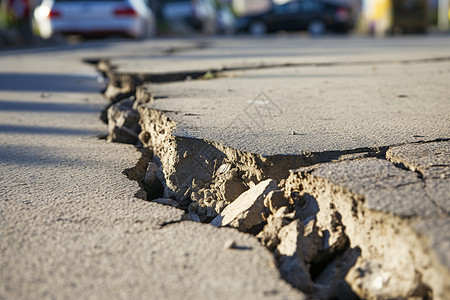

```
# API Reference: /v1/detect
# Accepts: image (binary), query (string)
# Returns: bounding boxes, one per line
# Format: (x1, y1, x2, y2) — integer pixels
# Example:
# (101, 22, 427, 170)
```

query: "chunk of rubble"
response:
(188, 164, 249, 221)
(276, 219, 317, 294)
(256, 207, 293, 251)
(210, 179, 278, 232)
(106, 98, 140, 144)
(345, 258, 426, 299)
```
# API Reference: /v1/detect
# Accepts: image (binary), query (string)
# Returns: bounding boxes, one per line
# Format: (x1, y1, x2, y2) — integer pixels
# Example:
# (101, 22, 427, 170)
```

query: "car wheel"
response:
(308, 20, 326, 36)
(249, 21, 267, 36)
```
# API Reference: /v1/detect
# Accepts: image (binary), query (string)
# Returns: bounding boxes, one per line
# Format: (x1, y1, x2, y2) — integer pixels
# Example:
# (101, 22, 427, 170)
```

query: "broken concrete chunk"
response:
(103, 72, 137, 102)
(210, 179, 278, 232)
(276, 219, 302, 257)
(188, 166, 249, 221)
(256, 207, 293, 251)
(132, 87, 153, 111)
(276, 219, 322, 264)
(104, 83, 134, 103)
(346, 258, 423, 299)
(106, 98, 140, 144)
(263, 190, 290, 214)
(216, 163, 232, 175)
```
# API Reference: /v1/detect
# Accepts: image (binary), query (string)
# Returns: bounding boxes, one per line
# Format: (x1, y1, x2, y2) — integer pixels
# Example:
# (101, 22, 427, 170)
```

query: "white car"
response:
(33, 0, 156, 39)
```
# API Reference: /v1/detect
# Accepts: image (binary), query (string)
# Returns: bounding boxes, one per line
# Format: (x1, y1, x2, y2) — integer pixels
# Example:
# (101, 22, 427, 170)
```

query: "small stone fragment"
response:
(223, 239, 237, 249)
(217, 163, 231, 174)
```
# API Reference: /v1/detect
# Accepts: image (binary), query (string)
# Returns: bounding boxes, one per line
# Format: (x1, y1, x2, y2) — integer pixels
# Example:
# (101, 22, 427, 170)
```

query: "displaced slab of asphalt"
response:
(146, 61, 449, 155)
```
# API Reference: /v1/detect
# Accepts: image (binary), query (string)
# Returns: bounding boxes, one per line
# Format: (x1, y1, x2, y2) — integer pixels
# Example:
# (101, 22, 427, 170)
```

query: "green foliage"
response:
(0, 9, 17, 29)
(202, 71, 215, 80)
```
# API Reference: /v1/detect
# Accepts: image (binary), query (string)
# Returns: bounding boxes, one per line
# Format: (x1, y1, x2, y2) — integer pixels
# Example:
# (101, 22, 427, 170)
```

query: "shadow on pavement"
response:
(0, 73, 103, 93)
(0, 100, 100, 113)
(0, 144, 103, 166)
(0, 124, 101, 136)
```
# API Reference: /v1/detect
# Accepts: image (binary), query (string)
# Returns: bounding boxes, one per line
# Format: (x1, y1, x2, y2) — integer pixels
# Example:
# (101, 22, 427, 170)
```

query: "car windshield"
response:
(273, 1, 301, 14)
(273, 0, 325, 15)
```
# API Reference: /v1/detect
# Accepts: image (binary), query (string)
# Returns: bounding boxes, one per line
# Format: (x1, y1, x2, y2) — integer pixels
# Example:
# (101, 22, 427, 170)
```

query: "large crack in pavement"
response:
(89, 55, 450, 103)
(93, 58, 450, 299)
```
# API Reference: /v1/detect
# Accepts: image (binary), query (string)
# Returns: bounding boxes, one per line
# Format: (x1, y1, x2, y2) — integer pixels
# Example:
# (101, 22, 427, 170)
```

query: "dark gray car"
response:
(236, 0, 355, 36)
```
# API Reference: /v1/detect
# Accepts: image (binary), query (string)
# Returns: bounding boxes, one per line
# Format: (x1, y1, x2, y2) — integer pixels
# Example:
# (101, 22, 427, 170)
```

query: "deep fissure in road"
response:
(96, 61, 449, 300)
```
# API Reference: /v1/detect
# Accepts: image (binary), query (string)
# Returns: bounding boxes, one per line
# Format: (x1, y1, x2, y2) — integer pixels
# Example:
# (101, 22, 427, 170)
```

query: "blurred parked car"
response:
(236, 0, 355, 36)
(217, 5, 235, 34)
(161, 0, 217, 34)
(33, 0, 156, 39)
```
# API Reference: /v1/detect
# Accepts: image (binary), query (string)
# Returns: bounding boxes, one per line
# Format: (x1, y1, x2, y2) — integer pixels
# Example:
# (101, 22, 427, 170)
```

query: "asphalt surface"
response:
(1, 35, 449, 299)
(147, 61, 449, 155)
(0, 39, 303, 299)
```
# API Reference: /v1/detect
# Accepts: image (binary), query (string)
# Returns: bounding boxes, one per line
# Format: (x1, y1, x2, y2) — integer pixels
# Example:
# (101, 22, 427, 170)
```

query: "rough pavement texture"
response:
(144, 60, 450, 155)
(285, 147, 450, 299)
(310, 157, 443, 217)
(0, 42, 305, 299)
(2, 36, 450, 299)
(106, 37, 450, 299)
(107, 37, 450, 74)
(387, 141, 450, 213)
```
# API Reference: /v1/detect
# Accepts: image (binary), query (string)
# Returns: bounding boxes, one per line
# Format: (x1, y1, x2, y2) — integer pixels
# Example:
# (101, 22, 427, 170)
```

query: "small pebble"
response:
(224, 239, 237, 250)
(217, 163, 231, 174)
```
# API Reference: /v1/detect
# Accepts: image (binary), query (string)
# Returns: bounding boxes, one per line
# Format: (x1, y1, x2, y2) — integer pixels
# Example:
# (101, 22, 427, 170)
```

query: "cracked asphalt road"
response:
(1, 36, 449, 299)
(0, 39, 304, 299)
